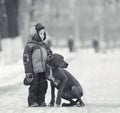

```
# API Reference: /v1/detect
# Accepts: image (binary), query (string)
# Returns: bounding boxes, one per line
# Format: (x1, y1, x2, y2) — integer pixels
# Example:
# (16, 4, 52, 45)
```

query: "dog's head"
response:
(47, 53, 68, 68)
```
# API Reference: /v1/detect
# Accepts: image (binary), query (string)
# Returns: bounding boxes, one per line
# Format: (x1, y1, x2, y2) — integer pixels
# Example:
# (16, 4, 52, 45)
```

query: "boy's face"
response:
(38, 29, 45, 41)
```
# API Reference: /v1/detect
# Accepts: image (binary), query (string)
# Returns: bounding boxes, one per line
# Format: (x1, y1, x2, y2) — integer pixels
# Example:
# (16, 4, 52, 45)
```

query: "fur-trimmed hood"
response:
(30, 33, 46, 42)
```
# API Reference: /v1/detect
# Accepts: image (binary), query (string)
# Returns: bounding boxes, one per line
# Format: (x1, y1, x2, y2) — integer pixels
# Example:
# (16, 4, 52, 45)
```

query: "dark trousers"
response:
(28, 72, 48, 106)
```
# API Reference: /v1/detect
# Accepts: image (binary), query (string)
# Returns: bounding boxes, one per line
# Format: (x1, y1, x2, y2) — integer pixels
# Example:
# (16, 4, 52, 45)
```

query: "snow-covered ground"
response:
(0, 48, 120, 113)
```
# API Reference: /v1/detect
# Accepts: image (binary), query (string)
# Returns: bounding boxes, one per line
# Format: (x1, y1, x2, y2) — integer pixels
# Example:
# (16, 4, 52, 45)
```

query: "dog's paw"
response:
(56, 104, 60, 107)
(76, 102, 85, 107)
(62, 103, 74, 107)
(48, 103, 54, 107)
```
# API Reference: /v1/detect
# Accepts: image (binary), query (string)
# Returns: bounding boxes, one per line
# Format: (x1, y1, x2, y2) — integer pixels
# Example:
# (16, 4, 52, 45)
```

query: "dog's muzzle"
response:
(64, 62, 68, 68)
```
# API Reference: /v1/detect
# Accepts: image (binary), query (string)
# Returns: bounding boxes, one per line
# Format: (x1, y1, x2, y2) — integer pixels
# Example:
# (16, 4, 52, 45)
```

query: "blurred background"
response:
(1, 0, 120, 62)
(0, 1, 120, 112)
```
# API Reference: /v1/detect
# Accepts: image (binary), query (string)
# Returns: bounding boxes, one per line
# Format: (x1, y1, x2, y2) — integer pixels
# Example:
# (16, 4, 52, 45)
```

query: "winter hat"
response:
(35, 23, 45, 32)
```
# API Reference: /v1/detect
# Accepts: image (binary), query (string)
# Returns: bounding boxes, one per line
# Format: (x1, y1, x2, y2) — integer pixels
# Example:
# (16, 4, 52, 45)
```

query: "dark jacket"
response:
(23, 33, 52, 74)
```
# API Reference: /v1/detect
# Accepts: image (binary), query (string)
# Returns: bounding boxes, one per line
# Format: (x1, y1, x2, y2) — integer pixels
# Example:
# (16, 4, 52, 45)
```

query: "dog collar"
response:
(46, 64, 55, 69)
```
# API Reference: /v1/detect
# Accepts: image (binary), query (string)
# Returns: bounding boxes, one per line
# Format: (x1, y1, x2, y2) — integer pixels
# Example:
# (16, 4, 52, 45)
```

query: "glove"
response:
(23, 73, 34, 86)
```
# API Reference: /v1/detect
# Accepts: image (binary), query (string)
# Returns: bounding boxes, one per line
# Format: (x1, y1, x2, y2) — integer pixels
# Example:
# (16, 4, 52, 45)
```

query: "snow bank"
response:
(0, 59, 24, 87)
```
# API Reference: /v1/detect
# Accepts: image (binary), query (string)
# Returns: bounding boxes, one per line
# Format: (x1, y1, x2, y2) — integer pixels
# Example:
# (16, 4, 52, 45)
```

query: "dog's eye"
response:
(47, 55, 54, 61)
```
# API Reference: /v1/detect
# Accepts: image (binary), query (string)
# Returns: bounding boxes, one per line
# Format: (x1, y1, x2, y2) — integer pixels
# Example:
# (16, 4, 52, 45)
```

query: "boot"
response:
(29, 102, 39, 107)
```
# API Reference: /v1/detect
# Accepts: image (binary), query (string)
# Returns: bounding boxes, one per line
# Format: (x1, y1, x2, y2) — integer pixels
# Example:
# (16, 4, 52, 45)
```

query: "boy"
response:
(23, 23, 52, 107)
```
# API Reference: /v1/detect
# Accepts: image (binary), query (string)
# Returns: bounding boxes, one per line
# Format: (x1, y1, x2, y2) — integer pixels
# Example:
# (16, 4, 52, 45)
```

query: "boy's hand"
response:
(23, 73, 34, 85)
(26, 73, 33, 78)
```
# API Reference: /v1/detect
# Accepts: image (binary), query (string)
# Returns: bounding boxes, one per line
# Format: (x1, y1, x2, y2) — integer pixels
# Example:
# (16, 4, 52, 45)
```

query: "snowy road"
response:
(0, 50, 120, 113)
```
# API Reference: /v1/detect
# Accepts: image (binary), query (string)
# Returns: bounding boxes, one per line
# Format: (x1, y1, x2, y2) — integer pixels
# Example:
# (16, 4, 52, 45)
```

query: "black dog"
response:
(46, 53, 85, 107)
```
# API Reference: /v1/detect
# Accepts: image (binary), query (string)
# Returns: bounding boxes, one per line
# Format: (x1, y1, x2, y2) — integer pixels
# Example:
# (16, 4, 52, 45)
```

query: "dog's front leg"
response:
(56, 78, 67, 106)
(48, 82, 55, 106)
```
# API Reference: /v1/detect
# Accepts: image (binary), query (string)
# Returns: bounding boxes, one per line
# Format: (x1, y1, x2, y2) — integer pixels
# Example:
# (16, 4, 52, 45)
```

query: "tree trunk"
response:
(18, 0, 32, 46)
(0, 0, 8, 51)
(5, 0, 19, 38)
(1, 0, 24, 63)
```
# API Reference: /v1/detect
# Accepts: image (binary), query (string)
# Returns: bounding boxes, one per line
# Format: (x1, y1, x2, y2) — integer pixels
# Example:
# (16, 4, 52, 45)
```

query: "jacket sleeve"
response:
(23, 45, 34, 74)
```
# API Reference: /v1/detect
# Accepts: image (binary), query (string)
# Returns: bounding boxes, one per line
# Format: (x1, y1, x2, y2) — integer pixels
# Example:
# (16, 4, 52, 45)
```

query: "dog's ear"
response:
(47, 55, 54, 61)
